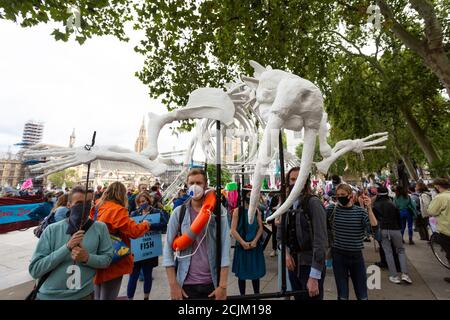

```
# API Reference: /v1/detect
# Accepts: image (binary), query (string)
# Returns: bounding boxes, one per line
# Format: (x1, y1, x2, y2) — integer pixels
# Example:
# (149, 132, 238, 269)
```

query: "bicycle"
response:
(429, 232, 450, 269)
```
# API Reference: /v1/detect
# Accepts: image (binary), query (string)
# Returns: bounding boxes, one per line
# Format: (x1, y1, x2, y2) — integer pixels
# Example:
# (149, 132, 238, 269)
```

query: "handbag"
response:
(94, 208, 130, 263)
(25, 272, 51, 300)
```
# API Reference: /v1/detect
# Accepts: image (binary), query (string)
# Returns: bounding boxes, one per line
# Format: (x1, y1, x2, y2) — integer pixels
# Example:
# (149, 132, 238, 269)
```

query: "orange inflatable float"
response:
(172, 190, 216, 251)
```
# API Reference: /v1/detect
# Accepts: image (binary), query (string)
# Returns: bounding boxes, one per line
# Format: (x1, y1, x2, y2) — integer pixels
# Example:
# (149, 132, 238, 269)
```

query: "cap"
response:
(377, 186, 389, 196)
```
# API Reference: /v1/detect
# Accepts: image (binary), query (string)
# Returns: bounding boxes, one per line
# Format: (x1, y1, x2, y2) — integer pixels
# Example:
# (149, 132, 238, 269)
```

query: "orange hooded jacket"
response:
(90, 200, 149, 284)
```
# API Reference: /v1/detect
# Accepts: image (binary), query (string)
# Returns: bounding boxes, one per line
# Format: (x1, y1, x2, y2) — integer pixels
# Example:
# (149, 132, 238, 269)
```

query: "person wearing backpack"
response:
(33, 190, 93, 238)
(230, 189, 266, 295)
(90, 182, 150, 300)
(162, 168, 230, 300)
(28, 192, 55, 222)
(28, 187, 113, 300)
(53, 194, 70, 222)
(277, 167, 328, 300)
(394, 185, 418, 245)
(415, 182, 432, 241)
(327, 183, 378, 300)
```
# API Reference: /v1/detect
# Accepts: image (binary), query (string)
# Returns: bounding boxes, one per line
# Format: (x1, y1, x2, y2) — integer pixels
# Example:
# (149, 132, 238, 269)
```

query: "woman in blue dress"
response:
(231, 190, 266, 295)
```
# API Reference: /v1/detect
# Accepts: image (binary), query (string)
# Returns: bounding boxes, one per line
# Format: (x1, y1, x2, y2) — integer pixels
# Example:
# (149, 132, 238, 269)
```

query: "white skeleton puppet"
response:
(22, 87, 245, 180)
(142, 87, 237, 161)
(23, 145, 169, 179)
(24, 61, 387, 226)
(241, 61, 388, 224)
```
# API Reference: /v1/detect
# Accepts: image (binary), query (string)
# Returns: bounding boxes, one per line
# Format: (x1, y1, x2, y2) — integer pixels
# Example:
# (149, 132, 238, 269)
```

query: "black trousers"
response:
(182, 283, 215, 300)
(288, 257, 326, 301)
(270, 221, 277, 251)
(415, 215, 430, 241)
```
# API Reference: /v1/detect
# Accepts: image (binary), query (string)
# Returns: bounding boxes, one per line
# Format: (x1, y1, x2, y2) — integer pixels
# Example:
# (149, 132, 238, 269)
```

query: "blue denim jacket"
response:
(162, 200, 230, 288)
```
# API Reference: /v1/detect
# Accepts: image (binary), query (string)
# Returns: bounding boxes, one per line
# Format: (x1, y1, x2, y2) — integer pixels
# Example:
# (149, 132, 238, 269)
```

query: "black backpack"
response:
(286, 195, 315, 254)
(33, 211, 57, 238)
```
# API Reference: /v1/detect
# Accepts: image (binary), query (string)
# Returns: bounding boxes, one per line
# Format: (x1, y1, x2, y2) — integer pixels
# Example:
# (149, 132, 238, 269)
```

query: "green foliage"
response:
(2, 0, 449, 175)
(206, 164, 231, 187)
(295, 137, 323, 163)
(0, 0, 133, 44)
(48, 169, 78, 188)
(429, 157, 450, 177)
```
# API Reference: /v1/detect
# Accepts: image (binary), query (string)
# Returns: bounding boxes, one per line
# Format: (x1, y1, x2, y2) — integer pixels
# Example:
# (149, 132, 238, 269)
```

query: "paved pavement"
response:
(0, 227, 449, 300)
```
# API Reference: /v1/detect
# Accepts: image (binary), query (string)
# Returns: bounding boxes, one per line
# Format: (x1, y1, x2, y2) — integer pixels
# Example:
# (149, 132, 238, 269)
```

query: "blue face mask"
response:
(139, 203, 150, 211)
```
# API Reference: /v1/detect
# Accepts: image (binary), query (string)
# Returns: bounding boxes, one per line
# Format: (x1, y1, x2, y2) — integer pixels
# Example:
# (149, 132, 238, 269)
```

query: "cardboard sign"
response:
(131, 213, 163, 262)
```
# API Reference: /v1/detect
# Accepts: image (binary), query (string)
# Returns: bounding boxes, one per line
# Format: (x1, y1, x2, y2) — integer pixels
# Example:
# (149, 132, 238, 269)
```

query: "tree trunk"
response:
(424, 51, 450, 97)
(394, 148, 419, 181)
(400, 106, 441, 166)
(377, 0, 450, 97)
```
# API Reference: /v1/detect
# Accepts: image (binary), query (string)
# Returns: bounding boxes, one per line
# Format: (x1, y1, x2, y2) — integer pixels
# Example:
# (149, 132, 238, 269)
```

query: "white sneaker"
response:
(401, 273, 413, 284)
(389, 276, 401, 284)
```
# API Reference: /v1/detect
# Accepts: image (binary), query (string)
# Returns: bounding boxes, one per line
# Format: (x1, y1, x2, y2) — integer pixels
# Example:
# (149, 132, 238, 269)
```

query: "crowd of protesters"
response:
(12, 167, 449, 300)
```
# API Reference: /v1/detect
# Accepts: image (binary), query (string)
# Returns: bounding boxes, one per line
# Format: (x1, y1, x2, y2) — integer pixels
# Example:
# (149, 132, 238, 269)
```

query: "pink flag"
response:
(21, 178, 33, 190)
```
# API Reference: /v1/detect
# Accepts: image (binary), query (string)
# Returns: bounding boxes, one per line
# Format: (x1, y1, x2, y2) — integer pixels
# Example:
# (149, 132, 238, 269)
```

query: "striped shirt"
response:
(327, 204, 371, 251)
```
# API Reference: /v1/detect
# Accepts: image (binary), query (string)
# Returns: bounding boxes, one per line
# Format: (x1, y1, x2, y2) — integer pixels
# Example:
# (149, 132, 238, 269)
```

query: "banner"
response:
(0, 203, 41, 224)
(130, 213, 163, 262)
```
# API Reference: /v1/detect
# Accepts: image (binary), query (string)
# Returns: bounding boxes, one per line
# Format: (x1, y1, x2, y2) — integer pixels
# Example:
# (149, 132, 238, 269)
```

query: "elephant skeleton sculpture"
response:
(23, 61, 388, 224)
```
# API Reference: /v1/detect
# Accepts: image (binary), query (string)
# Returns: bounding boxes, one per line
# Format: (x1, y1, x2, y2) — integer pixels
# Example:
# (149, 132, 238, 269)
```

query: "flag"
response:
(21, 178, 33, 190)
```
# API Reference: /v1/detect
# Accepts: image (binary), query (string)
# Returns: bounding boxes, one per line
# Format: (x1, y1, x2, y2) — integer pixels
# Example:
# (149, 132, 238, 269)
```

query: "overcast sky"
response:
(0, 19, 194, 157)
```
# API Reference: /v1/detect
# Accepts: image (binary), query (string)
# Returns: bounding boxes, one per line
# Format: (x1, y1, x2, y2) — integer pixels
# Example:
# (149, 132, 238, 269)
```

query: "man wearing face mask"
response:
(426, 178, 450, 283)
(163, 169, 230, 300)
(327, 184, 378, 300)
(277, 167, 328, 300)
(28, 186, 113, 300)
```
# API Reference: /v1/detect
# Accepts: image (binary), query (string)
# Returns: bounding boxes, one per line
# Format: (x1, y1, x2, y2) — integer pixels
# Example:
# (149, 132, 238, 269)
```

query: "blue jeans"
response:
(332, 248, 368, 300)
(400, 211, 414, 241)
(127, 260, 154, 299)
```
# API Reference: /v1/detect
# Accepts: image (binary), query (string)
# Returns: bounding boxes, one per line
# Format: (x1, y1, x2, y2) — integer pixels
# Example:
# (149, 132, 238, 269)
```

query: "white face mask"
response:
(188, 184, 204, 201)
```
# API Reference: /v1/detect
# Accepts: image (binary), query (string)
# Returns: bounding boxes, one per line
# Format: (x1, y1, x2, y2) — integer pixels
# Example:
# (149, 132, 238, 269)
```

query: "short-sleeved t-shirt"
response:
(183, 206, 213, 285)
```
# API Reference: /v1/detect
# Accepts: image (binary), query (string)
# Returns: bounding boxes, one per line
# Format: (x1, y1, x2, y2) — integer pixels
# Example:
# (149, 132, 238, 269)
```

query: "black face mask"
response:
(337, 196, 351, 207)
(66, 201, 92, 235)
(244, 197, 250, 204)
